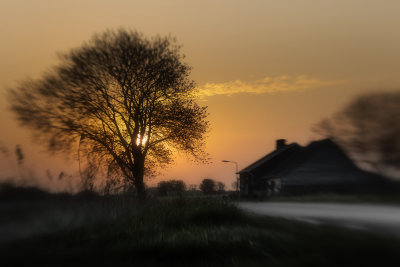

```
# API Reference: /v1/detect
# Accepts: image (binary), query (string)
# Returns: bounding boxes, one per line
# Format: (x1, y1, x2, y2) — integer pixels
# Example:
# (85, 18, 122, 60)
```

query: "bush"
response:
(200, 178, 216, 195)
(157, 180, 186, 196)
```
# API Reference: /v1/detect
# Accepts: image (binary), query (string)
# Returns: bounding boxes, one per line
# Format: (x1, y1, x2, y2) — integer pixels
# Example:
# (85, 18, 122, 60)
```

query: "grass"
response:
(1, 197, 400, 266)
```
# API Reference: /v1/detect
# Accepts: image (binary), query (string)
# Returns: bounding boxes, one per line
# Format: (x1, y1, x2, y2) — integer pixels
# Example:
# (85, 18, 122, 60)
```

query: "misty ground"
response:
(238, 202, 400, 237)
(1, 191, 400, 266)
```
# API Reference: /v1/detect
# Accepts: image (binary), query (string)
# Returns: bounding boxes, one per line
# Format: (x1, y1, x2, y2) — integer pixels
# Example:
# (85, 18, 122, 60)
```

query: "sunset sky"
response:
(1, 0, 400, 191)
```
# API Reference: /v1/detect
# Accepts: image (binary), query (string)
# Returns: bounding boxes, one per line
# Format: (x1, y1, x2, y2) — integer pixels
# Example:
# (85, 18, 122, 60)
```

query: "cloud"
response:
(197, 75, 338, 98)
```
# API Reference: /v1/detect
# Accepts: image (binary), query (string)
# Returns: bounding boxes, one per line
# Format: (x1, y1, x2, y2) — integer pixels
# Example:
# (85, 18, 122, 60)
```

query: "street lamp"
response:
(222, 160, 239, 192)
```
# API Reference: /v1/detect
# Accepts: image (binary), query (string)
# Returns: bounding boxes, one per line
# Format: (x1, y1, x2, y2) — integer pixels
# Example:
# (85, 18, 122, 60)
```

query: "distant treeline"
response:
(0, 178, 232, 201)
(0, 183, 99, 201)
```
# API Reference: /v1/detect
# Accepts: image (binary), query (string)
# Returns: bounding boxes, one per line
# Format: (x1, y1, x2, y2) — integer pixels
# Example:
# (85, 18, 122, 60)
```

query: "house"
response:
(238, 139, 391, 197)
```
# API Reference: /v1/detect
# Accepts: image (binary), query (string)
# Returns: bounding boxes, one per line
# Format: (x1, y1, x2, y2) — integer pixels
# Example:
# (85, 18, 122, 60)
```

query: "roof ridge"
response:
(239, 143, 300, 173)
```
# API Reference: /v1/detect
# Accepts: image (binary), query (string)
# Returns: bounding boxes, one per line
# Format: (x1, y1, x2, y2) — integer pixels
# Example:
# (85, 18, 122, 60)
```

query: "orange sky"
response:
(1, 0, 400, 191)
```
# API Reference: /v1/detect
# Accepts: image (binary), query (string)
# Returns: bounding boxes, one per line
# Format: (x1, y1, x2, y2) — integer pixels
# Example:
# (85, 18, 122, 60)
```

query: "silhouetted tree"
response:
(217, 181, 225, 193)
(15, 145, 24, 165)
(157, 179, 186, 196)
(231, 180, 239, 191)
(8, 29, 209, 199)
(200, 178, 216, 195)
(14, 145, 25, 181)
(188, 184, 197, 191)
(80, 160, 96, 192)
(314, 91, 400, 176)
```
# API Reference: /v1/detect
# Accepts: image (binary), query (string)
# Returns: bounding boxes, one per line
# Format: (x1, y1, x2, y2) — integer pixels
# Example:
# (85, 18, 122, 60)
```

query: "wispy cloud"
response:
(197, 75, 338, 98)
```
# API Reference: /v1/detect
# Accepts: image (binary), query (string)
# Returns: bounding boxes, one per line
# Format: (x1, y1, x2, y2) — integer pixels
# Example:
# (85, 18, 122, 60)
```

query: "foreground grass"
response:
(1, 198, 400, 266)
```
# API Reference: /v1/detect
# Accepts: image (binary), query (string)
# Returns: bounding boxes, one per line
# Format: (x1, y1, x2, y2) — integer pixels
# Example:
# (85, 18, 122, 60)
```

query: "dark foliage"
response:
(0, 183, 101, 201)
(0, 183, 49, 201)
(157, 179, 186, 196)
(15, 145, 24, 165)
(200, 178, 216, 195)
(216, 181, 225, 193)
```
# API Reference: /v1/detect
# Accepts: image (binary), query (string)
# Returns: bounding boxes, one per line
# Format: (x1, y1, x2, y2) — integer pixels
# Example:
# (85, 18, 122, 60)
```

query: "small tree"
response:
(200, 178, 216, 195)
(157, 179, 186, 196)
(8, 29, 209, 199)
(15, 145, 24, 166)
(188, 184, 197, 191)
(217, 181, 226, 193)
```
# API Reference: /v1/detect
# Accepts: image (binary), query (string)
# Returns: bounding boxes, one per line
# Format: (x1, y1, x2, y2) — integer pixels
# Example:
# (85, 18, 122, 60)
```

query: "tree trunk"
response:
(133, 156, 146, 200)
(135, 177, 146, 200)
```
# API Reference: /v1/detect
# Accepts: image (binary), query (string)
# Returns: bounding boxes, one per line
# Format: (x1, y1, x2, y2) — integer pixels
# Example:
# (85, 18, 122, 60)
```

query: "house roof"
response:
(239, 138, 388, 186)
(238, 142, 301, 174)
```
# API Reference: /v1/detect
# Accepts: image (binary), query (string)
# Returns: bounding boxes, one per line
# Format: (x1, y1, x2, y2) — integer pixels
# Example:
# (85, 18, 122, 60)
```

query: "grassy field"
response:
(1, 197, 400, 266)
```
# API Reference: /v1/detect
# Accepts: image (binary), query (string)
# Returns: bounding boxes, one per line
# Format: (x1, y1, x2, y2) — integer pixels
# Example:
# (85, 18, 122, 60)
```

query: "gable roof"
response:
(239, 139, 366, 176)
(239, 138, 388, 184)
(238, 142, 301, 174)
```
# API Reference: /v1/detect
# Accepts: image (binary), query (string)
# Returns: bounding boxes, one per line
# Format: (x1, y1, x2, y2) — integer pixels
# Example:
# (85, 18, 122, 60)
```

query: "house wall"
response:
(281, 146, 386, 194)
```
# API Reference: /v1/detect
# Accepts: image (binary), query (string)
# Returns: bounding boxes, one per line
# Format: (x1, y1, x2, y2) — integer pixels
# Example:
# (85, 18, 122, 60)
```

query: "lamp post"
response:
(222, 160, 239, 192)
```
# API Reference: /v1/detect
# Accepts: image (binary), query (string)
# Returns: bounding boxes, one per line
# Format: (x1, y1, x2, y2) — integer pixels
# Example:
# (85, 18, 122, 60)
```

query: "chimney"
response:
(276, 139, 286, 150)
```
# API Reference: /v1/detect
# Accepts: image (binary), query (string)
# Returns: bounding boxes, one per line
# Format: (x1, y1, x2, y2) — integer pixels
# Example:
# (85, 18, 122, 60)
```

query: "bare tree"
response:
(314, 91, 400, 176)
(8, 29, 209, 199)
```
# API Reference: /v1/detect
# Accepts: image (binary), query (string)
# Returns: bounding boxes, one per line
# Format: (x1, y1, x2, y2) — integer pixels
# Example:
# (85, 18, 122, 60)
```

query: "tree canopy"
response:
(8, 29, 209, 198)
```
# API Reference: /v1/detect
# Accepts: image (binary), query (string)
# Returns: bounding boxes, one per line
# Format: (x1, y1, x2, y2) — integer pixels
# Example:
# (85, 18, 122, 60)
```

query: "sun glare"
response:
(136, 135, 148, 146)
